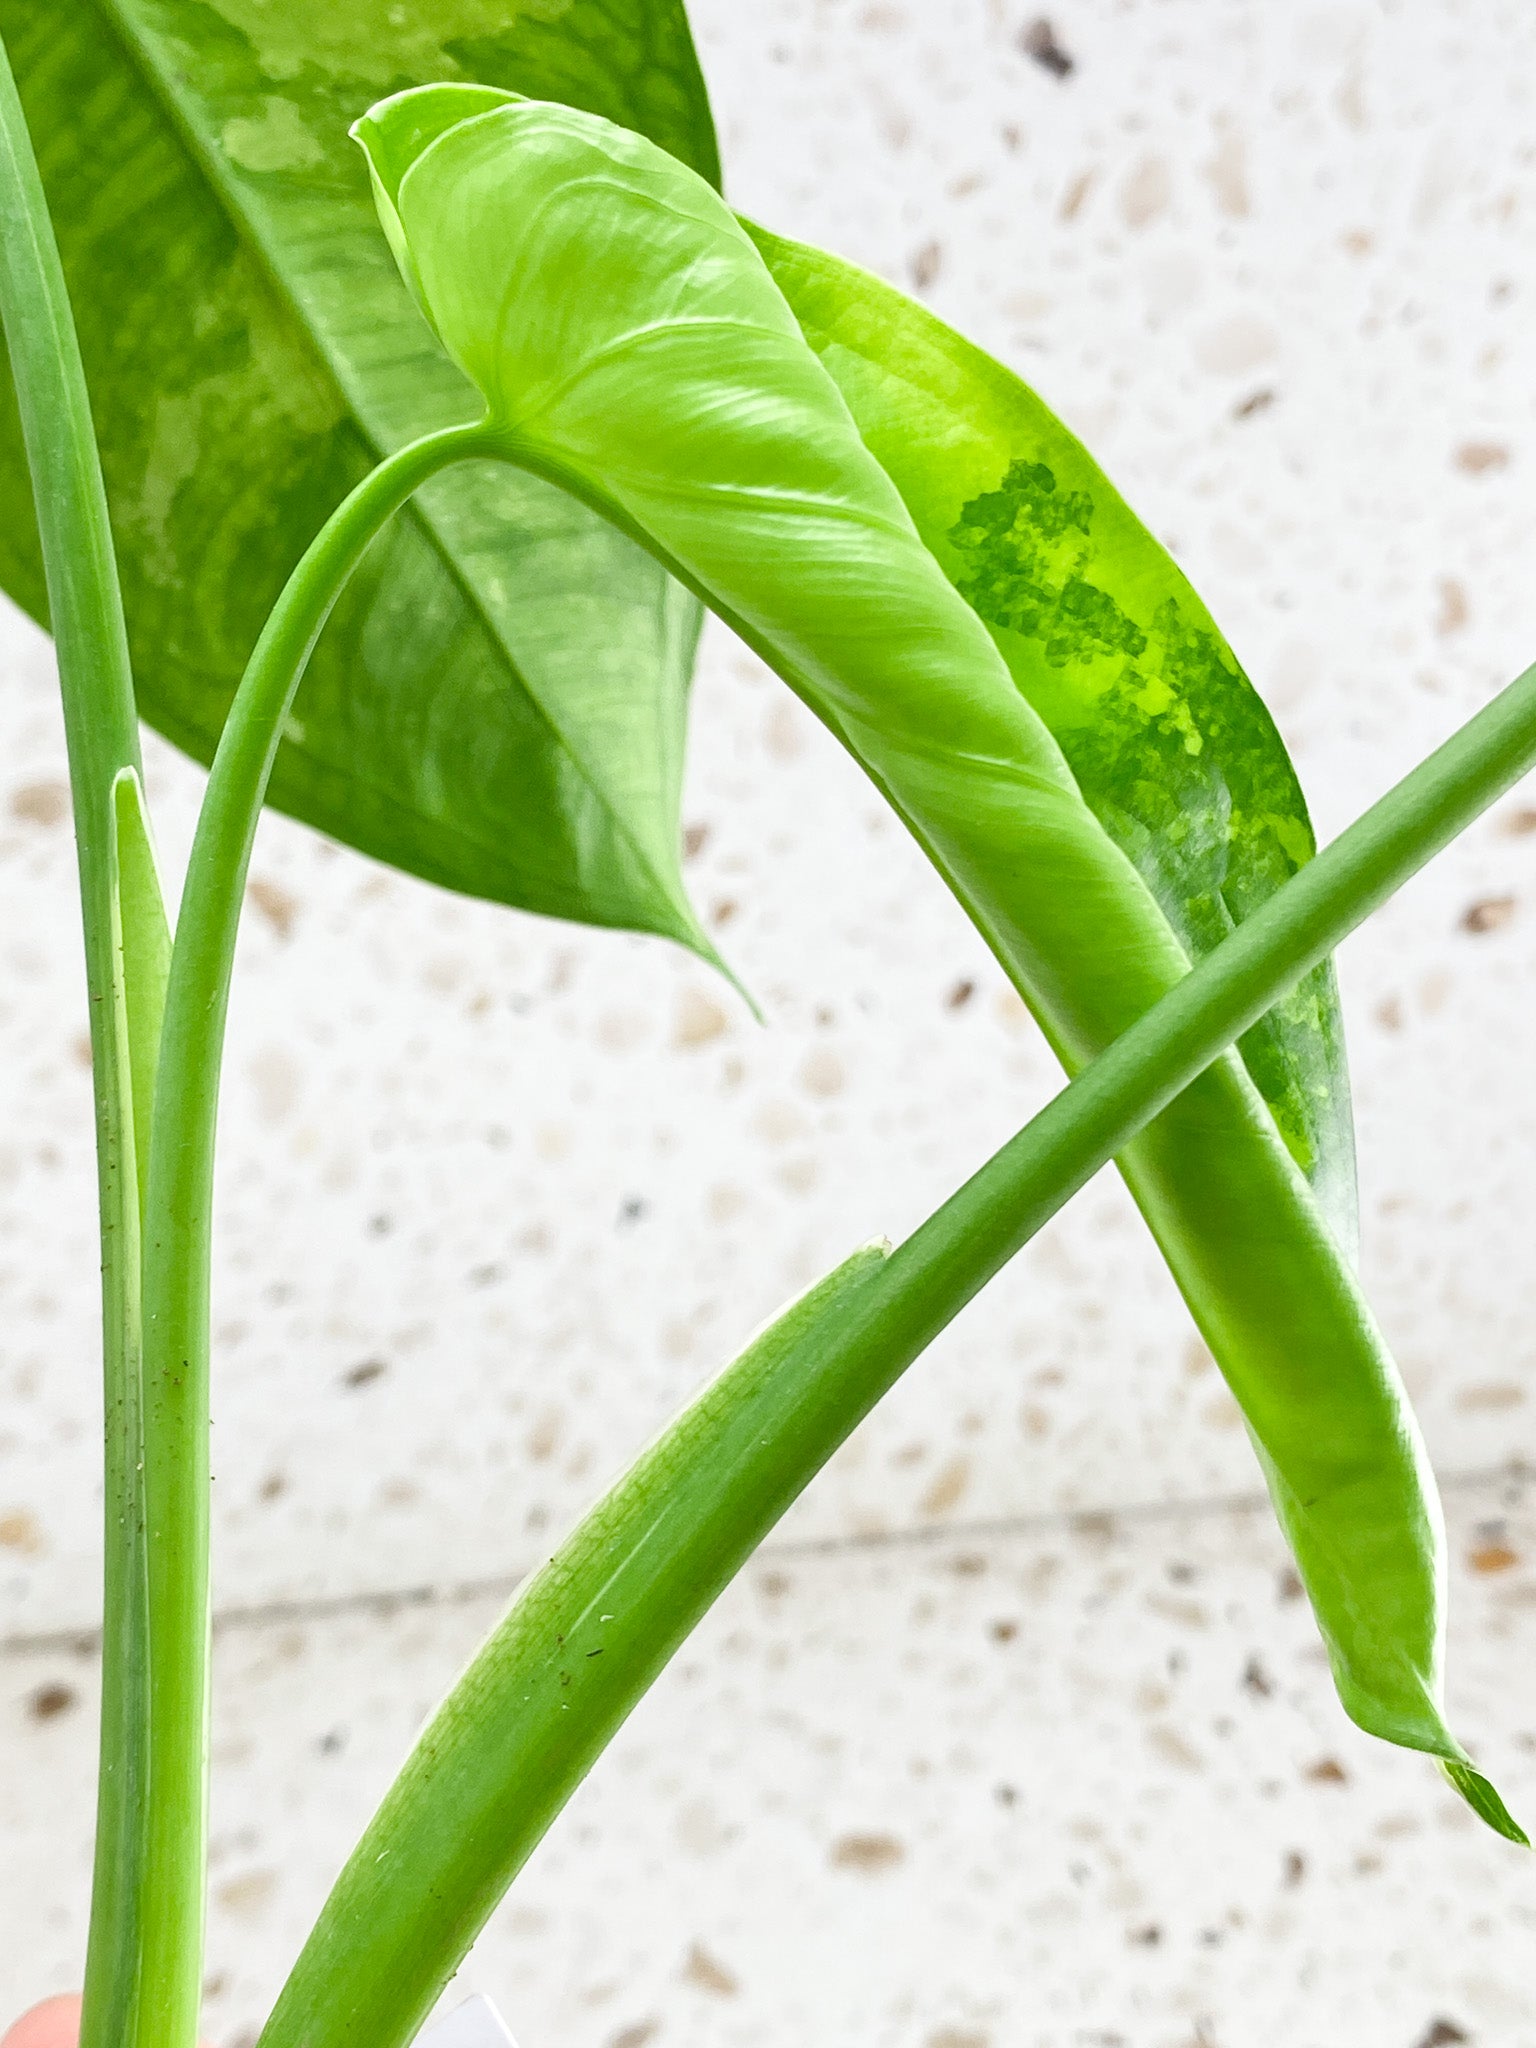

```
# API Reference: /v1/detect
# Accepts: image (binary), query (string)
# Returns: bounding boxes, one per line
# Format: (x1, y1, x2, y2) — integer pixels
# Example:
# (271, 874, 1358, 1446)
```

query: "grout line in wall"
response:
(2, 1459, 1529, 1662)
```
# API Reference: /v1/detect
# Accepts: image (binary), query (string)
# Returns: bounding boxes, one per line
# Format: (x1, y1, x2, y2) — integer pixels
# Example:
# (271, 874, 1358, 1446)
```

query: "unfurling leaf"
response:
(349, 85, 1508, 1823)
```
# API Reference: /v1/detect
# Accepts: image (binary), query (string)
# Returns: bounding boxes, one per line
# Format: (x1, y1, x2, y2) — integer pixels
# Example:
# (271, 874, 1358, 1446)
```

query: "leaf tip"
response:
(668, 905, 761, 1024)
(1440, 1758, 1529, 1846)
(351, 84, 522, 335)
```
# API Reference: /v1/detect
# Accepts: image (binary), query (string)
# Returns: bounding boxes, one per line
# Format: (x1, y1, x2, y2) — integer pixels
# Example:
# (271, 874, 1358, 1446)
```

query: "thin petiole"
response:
(132, 418, 497, 2048)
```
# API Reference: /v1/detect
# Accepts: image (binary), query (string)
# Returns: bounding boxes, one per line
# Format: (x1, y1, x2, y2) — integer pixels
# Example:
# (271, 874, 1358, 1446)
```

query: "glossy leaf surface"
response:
(748, 222, 1355, 1244)
(0, 0, 719, 948)
(355, 88, 1472, 1779)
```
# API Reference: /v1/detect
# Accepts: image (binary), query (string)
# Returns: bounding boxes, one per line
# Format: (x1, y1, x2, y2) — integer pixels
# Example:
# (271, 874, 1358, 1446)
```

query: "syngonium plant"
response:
(0, 6, 1532, 2047)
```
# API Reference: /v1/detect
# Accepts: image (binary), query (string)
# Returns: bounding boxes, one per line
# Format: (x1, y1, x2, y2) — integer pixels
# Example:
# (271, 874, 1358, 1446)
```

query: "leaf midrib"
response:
(87, 0, 697, 930)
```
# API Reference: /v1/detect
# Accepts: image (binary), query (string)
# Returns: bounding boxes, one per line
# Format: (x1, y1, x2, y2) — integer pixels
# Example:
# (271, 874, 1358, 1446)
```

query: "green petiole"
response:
(132, 418, 497, 2048)
(259, 660, 1536, 2048)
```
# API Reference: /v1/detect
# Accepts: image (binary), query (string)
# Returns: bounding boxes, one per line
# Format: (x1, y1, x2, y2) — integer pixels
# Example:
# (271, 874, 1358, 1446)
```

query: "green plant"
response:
(0, 7, 1531, 2046)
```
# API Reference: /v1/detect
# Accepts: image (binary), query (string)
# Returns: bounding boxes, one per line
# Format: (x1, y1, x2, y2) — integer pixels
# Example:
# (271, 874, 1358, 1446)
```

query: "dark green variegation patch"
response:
(951, 459, 1144, 666)
(947, 455, 1344, 1205)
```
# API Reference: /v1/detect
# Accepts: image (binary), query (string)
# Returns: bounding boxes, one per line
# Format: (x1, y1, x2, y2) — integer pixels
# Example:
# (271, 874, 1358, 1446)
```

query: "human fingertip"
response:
(0, 1993, 84, 2048)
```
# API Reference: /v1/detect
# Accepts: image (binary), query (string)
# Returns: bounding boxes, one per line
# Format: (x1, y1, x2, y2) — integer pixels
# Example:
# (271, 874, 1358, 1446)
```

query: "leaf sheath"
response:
(0, 29, 170, 2048)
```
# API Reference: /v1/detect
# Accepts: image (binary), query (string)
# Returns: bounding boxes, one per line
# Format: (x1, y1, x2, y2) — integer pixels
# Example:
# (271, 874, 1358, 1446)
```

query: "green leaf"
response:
(0, 0, 720, 949)
(354, 88, 1479, 1789)
(745, 222, 1356, 1248)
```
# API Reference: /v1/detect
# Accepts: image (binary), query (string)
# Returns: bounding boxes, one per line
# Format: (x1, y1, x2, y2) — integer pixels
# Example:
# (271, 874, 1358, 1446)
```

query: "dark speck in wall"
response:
(1241, 1654, 1274, 1697)
(911, 240, 943, 290)
(1304, 1756, 1349, 1785)
(682, 1943, 739, 1997)
(1454, 441, 1509, 476)
(609, 2025, 658, 2048)
(1021, 17, 1075, 77)
(1462, 895, 1516, 934)
(28, 1682, 77, 1722)
(831, 1832, 906, 1872)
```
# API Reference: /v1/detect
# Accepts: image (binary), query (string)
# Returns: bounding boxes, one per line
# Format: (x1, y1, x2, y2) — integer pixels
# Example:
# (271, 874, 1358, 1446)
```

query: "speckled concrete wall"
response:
(4, 3, 1536, 2044)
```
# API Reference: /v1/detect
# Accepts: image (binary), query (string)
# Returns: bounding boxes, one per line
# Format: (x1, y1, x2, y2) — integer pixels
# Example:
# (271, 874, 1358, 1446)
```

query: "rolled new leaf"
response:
(353, 88, 1477, 1792)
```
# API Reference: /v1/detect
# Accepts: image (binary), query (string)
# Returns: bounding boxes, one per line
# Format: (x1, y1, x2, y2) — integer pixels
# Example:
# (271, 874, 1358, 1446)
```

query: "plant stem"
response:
(261, 657, 1536, 2048)
(0, 35, 170, 2048)
(133, 419, 494, 2048)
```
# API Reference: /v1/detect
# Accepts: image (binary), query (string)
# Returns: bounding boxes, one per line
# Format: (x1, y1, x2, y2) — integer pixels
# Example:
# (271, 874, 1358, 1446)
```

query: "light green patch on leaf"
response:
(195, 0, 589, 96)
(220, 97, 327, 175)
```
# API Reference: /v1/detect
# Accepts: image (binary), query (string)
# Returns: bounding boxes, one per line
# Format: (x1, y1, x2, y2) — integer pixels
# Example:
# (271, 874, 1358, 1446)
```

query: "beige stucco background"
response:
(5, 3, 1536, 2043)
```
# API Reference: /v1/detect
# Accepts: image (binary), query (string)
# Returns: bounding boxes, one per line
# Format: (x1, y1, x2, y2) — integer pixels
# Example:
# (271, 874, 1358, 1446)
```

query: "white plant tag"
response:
(417, 1994, 518, 2048)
